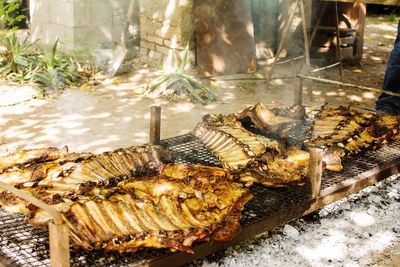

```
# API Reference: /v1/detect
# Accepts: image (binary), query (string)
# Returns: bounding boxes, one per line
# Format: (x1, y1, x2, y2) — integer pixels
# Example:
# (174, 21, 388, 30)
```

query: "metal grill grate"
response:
(1, 135, 400, 266)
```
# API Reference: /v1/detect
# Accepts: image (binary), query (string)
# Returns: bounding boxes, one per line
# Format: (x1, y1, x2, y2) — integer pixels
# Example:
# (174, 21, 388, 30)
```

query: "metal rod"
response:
(266, 0, 301, 87)
(308, 148, 323, 199)
(150, 105, 161, 145)
(300, 0, 311, 67)
(311, 62, 340, 73)
(295, 77, 304, 106)
(276, 55, 305, 65)
(334, 2, 344, 80)
(298, 74, 400, 97)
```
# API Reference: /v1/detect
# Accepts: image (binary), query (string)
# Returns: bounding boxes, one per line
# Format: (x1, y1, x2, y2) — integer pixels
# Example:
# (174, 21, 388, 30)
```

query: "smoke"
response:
(251, 0, 311, 60)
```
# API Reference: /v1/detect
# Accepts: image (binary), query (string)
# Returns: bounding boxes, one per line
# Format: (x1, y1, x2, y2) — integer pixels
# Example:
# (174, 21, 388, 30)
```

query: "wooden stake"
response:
(300, 0, 311, 67)
(308, 148, 323, 199)
(150, 105, 161, 145)
(334, 2, 344, 81)
(49, 223, 70, 267)
(294, 77, 304, 106)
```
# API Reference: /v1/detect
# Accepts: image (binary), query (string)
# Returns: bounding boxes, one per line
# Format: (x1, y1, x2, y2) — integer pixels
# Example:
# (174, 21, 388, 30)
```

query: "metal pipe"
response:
(297, 74, 400, 97)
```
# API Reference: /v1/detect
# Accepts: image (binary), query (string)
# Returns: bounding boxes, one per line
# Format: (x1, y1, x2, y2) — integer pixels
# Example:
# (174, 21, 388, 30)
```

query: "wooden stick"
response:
(276, 55, 305, 65)
(311, 62, 340, 73)
(0, 181, 70, 267)
(294, 77, 304, 106)
(308, 2, 328, 48)
(334, 2, 344, 80)
(297, 74, 400, 97)
(308, 148, 323, 199)
(150, 105, 161, 145)
(300, 0, 311, 67)
(266, 0, 300, 87)
(0, 181, 63, 225)
(49, 223, 70, 267)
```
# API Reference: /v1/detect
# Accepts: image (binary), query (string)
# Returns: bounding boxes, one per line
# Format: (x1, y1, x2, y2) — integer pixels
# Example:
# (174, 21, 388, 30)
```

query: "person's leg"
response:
(376, 20, 400, 115)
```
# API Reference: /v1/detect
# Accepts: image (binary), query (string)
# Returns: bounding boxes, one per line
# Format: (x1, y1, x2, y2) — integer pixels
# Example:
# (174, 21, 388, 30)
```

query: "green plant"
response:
(145, 45, 218, 105)
(0, 0, 25, 29)
(34, 39, 80, 92)
(0, 32, 37, 81)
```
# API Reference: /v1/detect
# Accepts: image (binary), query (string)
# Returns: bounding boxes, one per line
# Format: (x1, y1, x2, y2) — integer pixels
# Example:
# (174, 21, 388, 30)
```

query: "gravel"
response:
(187, 175, 400, 267)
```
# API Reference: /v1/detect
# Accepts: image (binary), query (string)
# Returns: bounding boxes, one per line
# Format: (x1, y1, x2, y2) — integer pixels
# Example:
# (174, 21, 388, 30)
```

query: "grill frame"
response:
(1, 134, 400, 267)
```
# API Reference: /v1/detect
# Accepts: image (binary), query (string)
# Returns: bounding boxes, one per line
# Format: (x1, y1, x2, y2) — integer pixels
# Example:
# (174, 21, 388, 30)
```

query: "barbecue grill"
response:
(1, 129, 400, 266)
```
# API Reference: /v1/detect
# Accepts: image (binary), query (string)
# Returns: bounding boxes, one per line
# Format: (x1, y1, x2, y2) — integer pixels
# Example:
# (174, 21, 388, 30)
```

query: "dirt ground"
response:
(0, 15, 399, 266)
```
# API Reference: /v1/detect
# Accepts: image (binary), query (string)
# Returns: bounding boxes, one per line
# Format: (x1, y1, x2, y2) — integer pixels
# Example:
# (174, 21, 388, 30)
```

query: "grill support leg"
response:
(308, 148, 323, 199)
(150, 105, 161, 145)
(49, 222, 70, 267)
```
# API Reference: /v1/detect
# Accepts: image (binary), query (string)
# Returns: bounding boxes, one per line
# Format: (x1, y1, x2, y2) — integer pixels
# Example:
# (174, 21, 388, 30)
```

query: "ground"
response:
(0, 15, 399, 266)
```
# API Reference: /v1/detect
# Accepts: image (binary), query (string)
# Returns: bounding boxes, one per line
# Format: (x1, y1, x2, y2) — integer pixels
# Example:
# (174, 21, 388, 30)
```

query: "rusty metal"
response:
(1, 135, 400, 266)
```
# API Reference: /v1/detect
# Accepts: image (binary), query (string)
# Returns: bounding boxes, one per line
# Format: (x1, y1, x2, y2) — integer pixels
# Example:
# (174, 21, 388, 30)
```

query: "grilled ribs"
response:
(193, 111, 309, 186)
(26, 164, 252, 253)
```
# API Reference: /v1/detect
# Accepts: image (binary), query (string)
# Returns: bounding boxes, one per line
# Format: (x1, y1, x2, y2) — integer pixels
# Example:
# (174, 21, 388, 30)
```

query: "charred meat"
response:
(27, 164, 252, 253)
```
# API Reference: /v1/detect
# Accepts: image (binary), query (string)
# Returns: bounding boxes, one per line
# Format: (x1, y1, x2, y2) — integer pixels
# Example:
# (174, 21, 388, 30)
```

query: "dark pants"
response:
(375, 20, 400, 115)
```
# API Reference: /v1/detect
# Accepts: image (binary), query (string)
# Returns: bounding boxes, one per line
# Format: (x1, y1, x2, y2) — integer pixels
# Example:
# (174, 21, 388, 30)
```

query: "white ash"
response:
(188, 175, 400, 267)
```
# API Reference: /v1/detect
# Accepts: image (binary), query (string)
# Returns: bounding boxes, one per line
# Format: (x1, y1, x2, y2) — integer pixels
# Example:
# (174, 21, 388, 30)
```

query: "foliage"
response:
(0, 0, 25, 29)
(145, 45, 218, 105)
(0, 33, 38, 81)
(34, 39, 80, 92)
(0, 33, 99, 93)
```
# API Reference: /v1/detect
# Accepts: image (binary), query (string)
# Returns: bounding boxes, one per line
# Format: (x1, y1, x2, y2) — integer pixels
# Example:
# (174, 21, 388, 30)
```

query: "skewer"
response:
(308, 148, 323, 199)
(297, 74, 400, 98)
(150, 105, 161, 145)
(311, 62, 340, 73)
(0, 181, 70, 267)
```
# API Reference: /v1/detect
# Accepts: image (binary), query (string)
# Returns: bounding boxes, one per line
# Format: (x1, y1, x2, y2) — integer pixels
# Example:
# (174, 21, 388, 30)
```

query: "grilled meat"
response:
(0, 147, 70, 173)
(308, 106, 374, 147)
(27, 165, 252, 253)
(194, 114, 309, 186)
(193, 122, 256, 169)
(235, 103, 302, 138)
(307, 107, 400, 156)
(0, 145, 172, 214)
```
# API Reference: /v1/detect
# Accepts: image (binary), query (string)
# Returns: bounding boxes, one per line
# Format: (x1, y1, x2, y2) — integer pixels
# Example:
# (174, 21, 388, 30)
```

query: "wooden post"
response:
(294, 77, 304, 106)
(49, 223, 70, 267)
(299, 0, 311, 67)
(334, 2, 344, 81)
(150, 105, 161, 145)
(308, 148, 323, 199)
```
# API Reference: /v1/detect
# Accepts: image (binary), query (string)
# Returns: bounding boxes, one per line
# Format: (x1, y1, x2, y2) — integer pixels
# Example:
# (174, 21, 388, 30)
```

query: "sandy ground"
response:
(0, 15, 399, 266)
(0, 16, 395, 155)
